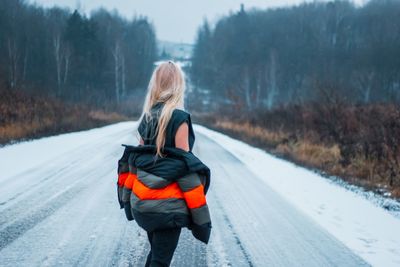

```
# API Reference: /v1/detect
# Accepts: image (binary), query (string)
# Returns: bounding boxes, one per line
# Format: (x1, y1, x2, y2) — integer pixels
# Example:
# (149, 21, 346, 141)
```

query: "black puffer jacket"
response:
(116, 144, 212, 244)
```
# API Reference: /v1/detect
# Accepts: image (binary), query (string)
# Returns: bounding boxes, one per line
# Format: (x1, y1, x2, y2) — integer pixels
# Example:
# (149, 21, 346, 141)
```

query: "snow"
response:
(194, 124, 400, 267)
(0, 122, 139, 179)
(0, 120, 398, 266)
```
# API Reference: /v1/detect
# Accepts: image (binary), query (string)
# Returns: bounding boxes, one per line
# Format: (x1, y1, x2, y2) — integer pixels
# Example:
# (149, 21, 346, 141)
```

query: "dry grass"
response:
(0, 89, 128, 145)
(215, 120, 288, 147)
(192, 112, 400, 201)
(276, 141, 341, 169)
(215, 120, 341, 170)
(88, 110, 128, 122)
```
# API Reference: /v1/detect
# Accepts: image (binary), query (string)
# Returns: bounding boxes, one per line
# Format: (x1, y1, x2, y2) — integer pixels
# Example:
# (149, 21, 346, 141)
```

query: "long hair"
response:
(137, 60, 186, 157)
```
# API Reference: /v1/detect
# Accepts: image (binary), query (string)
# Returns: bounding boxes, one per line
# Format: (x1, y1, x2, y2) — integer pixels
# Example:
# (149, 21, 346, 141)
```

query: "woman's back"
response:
(137, 102, 195, 152)
(120, 61, 210, 267)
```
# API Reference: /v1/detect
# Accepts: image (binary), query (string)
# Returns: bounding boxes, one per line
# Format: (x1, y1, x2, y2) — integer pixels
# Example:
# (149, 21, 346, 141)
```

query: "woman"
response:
(117, 60, 211, 267)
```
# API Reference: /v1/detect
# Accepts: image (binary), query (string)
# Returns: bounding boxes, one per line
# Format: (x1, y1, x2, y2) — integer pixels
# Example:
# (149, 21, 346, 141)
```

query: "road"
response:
(0, 122, 368, 266)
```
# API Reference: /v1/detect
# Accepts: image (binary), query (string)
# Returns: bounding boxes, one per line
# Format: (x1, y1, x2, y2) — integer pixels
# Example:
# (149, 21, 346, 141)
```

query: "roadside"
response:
(192, 104, 400, 205)
(0, 89, 130, 146)
(194, 124, 400, 267)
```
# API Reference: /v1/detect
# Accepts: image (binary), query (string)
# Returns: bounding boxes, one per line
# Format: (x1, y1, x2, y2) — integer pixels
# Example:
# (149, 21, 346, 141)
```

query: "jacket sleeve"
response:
(117, 146, 130, 209)
(117, 146, 136, 221)
(177, 172, 212, 244)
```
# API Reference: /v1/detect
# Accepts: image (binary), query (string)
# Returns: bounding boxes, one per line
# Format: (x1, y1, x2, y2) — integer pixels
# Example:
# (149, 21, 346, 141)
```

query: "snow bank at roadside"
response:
(0, 121, 138, 180)
(194, 124, 400, 267)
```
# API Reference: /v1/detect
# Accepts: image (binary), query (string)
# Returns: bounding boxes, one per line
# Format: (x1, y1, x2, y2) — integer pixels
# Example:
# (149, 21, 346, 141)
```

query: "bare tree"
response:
(111, 40, 122, 104)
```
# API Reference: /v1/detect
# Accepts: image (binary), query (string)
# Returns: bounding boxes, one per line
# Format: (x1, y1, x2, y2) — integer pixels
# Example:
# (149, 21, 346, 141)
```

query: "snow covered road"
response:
(0, 121, 389, 266)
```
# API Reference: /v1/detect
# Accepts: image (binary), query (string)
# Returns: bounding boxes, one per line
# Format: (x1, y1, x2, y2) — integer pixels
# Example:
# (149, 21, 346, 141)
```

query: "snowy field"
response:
(0, 121, 398, 266)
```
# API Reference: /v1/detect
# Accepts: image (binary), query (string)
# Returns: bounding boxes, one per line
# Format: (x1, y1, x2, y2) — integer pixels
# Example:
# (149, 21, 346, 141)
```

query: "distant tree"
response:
(47, 7, 70, 96)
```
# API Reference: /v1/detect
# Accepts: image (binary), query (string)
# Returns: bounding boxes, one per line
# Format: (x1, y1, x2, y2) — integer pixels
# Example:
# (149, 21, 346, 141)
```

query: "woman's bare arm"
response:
(140, 137, 144, 145)
(175, 122, 190, 152)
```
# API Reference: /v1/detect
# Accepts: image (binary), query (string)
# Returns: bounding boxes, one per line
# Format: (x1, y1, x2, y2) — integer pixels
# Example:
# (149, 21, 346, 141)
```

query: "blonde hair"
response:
(137, 60, 186, 157)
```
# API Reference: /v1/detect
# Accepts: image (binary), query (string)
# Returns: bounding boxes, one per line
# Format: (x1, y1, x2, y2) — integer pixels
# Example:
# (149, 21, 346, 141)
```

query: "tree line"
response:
(191, 0, 400, 111)
(0, 0, 157, 106)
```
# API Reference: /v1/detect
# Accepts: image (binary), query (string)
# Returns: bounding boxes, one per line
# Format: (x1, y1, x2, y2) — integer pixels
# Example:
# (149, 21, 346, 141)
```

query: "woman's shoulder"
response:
(172, 108, 192, 122)
(173, 107, 191, 115)
(171, 108, 195, 150)
(170, 108, 193, 130)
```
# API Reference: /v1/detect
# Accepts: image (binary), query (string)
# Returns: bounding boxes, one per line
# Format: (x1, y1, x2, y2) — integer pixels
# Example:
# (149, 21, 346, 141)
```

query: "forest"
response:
(191, 0, 400, 197)
(0, 0, 157, 144)
(191, 0, 400, 110)
(0, 0, 157, 106)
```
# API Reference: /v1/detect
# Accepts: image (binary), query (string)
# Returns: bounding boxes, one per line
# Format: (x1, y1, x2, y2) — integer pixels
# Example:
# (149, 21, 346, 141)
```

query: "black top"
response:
(138, 102, 195, 152)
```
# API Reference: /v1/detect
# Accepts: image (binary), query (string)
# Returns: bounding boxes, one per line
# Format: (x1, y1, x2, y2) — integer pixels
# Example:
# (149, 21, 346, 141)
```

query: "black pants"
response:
(145, 227, 181, 267)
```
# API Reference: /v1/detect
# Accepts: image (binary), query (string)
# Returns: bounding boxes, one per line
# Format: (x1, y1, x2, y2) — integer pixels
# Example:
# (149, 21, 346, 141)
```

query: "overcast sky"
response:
(29, 0, 364, 44)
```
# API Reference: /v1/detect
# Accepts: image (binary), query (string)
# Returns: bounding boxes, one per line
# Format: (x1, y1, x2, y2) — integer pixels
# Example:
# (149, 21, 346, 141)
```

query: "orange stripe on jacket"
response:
(123, 172, 137, 190)
(183, 184, 207, 209)
(118, 172, 129, 186)
(133, 177, 185, 200)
